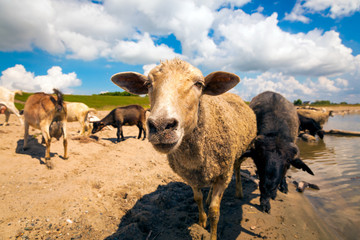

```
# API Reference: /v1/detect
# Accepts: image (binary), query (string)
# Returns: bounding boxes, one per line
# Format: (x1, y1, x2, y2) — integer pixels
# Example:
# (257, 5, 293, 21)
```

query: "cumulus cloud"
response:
(0, 65, 81, 93)
(107, 33, 180, 64)
(0, 0, 359, 77)
(0, 0, 360, 101)
(286, 0, 360, 21)
(237, 72, 352, 102)
(195, 9, 359, 78)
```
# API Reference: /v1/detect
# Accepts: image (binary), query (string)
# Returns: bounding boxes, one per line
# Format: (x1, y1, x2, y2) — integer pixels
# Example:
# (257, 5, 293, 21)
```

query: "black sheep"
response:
(298, 113, 324, 139)
(92, 105, 146, 142)
(245, 91, 314, 213)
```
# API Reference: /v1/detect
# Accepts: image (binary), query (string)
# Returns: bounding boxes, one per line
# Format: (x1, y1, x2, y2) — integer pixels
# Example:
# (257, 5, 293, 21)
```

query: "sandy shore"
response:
(0, 112, 335, 240)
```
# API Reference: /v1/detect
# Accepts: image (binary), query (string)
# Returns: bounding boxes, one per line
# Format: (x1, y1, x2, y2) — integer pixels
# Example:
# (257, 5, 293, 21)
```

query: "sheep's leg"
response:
(206, 187, 212, 205)
(23, 121, 30, 150)
(235, 157, 244, 198)
(4, 110, 10, 125)
(191, 186, 207, 228)
(79, 120, 86, 135)
(62, 122, 68, 160)
(116, 123, 123, 142)
(41, 128, 53, 169)
(6, 103, 23, 125)
(142, 122, 146, 140)
(209, 181, 226, 240)
(279, 176, 288, 194)
(137, 123, 142, 139)
(85, 121, 92, 136)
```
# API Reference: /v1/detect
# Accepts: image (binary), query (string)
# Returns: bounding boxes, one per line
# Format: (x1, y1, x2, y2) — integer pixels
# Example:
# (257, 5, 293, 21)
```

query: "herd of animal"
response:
(0, 59, 333, 240)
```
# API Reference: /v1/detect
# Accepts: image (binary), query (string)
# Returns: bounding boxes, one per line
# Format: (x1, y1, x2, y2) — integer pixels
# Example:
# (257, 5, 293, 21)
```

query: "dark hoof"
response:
(260, 199, 271, 214)
(46, 161, 54, 170)
(63, 157, 69, 160)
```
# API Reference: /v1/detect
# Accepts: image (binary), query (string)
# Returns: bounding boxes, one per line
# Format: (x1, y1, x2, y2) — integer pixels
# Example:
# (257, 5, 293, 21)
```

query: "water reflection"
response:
(289, 114, 360, 240)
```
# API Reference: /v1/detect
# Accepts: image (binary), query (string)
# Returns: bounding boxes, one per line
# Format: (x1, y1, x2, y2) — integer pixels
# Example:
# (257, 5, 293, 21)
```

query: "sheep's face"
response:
(251, 135, 314, 213)
(92, 122, 106, 134)
(144, 61, 204, 153)
(256, 150, 287, 213)
(252, 136, 297, 213)
(111, 59, 240, 154)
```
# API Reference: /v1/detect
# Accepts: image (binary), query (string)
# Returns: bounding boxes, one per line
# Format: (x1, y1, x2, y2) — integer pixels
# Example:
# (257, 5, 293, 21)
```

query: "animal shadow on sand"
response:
(16, 137, 56, 165)
(102, 136, 138, 144)
(106, 172, 260, 240)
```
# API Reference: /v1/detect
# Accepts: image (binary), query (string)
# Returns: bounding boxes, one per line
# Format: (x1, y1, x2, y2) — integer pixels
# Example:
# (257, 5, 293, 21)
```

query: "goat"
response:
(245, 91, 314, 213)
(0, 86, 23, 125)
(66, 102, 97, 135)
(91, 105, 146, 142)
(110, 59, 257, 240)
(23, 89, 68, 169)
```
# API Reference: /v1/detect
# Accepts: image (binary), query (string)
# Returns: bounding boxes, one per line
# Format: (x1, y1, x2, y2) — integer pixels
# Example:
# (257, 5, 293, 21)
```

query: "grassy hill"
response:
(15, 92, 150, 111)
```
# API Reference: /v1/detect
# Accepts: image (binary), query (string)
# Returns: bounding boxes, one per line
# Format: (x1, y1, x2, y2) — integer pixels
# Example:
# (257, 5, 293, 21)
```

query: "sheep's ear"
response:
(290, 158, 314, 175)
(203, 71, 240, 96)
(111, 72, 148, 95)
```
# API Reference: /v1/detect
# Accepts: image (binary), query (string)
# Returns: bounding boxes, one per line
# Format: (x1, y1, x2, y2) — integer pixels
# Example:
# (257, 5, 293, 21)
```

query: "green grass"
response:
(15, 92, 150, 111)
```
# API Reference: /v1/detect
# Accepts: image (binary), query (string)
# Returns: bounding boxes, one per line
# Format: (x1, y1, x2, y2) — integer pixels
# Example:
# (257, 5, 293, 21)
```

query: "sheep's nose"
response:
(148, 117, 179, 134)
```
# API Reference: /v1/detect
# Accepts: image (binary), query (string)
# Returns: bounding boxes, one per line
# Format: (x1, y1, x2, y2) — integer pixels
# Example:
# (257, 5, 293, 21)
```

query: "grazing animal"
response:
(23, 89, 68, 169)
(297, 108, 333, 127)
(91, 105, 146, 142)
(298, 113, 324, 139)
(0, 86, 23, 125)
(245, 91, 314, 213)
(111, 59, 257, 240)
(66, 102, 97, 135)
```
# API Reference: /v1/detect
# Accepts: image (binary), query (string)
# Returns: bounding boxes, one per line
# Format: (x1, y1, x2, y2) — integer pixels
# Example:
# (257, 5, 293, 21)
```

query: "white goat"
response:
(66, 102, 97, 135)
(0, 86, 23, 125)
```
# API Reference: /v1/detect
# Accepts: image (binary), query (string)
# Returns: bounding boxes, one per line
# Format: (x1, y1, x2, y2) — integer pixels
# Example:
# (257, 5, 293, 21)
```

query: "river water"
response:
(290, 114, 360, 240)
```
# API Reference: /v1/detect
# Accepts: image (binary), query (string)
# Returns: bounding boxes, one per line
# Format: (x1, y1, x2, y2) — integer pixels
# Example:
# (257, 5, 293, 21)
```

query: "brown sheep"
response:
(111, 59, 257, 240)
(66, 102, 97, 135)
(23, 89, 68, 169)
(297, 108, 333, 127)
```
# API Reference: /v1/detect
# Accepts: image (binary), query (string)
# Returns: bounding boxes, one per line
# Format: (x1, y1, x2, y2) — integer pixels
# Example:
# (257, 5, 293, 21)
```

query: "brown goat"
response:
(111, 59, 257, 240)
(23, 89, 68, 169)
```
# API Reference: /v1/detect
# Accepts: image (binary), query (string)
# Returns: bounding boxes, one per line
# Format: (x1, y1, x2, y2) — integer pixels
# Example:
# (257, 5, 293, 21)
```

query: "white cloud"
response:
(0, 65, 81, 93)
(335, 78, 349, 87)
(107, 33, 180, 64)
(0, 0, 358, 77)
(143, 64, 157, 76)
(237, 72, 353, 102)
(238, 72, 314, 101)
(196, 9, 358, 78)
(284, 1, 311, 23)
(286, 0, 360, 21)
(0, 0, 360, 102)
(316, 76, 341, 92)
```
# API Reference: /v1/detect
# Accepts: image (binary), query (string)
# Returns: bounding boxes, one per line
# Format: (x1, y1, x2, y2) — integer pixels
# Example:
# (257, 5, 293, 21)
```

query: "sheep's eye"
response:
(144, 81, 152, 88)
(194, 81, 204, 89)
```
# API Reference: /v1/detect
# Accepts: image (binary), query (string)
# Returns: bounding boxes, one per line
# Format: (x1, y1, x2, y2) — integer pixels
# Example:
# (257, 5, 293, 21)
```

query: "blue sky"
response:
(1, 0, 360, 103)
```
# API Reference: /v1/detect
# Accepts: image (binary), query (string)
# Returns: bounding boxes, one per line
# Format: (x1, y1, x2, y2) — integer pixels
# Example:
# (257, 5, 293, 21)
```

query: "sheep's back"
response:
(296, 109, 330, 127)
(250, 91, 299, 141)
(168, 93, 257, 187)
